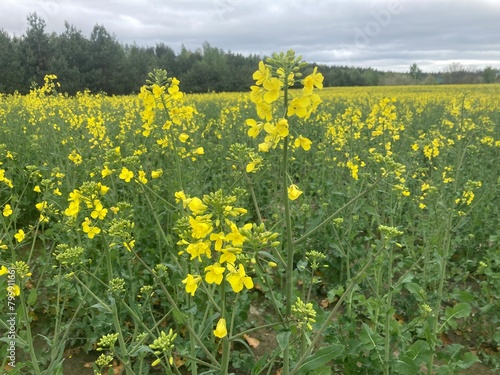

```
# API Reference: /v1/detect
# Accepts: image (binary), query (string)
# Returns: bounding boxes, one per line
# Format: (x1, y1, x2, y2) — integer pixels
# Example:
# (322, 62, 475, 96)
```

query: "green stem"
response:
(19, 288, 41, 374)
(383, 243, 394, 375)
(244, 171, 263, 224)
(282, 95, 294, 375)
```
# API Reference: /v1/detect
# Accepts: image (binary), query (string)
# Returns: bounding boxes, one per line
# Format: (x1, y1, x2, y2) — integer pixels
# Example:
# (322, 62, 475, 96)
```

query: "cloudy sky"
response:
(1, 0, 499, 73)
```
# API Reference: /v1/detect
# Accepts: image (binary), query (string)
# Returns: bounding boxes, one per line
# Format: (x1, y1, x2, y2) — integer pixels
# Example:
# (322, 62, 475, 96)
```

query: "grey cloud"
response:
(0, 0, 498, 72)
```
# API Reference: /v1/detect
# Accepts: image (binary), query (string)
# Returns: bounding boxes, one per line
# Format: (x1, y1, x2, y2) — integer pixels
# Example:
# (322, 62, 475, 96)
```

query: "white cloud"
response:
(0, 0, 499, 72)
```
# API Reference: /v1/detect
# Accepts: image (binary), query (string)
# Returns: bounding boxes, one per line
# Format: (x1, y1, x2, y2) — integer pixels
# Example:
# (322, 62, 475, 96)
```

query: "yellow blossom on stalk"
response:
(219, 248, 239, 264)
(210, 232, 225, 250)
(346, 160, 359, 180)
(34, 185, 42, 193)
(274, 118, 289, 137)
(123, 240, 135, 252)
(255, 101, 273, 121)
(288, 96, 311, 118)
(287, 184, 303, 200)
(152, 84, 164, 99)
(225, 223, 246, 247)
(3, 204, 13, 217)
(91, 200, 108, 220)
(246, 118, 263, 138)
(68, 150, 83, 165)
(186, 240, 212, 261)
(226, 263, 254, 293)
(182, 274, 202, 296)
(189, 216, 213, 239)
(246, 161, 259, 173)
(65, 201, 80, 217)
(294, 135, 312, 151)
(98, 183, 109, 195)
(0, 265, 8, 275)
(119, 167, 134, 182)
(102, 165, 113, 178)
(188, 197, 208, 215)
(0, 240, 7, 250)
(213, 318, 228, 338)
(156, 136, 168, 147)
(303, 67, 324, 94)
(258, 142, 271, 153)
(8, 284, 20, 297)
(263, 77, 283, 103)
(35, 201, 47, 212)
(253, 61, 270, 85)
(175, 191, 189, 207)
(137, 170, 148, 184)
(168, 84, 183, 100)
(82, 217, 101, 239)
(204, 263, 225, 285)
(14, 229, 25, 243)
(151, 169, 163, 178)
(193, 147, 204, 155)
(179, 133, 189, 143)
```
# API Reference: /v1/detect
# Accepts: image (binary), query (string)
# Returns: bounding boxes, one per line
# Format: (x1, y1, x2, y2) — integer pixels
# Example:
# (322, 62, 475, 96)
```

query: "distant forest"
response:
(1, 13, 498, 95)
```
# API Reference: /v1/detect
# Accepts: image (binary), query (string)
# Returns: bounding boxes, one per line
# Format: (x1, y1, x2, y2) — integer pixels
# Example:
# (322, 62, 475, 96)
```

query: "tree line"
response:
(0, 13, 497, 95)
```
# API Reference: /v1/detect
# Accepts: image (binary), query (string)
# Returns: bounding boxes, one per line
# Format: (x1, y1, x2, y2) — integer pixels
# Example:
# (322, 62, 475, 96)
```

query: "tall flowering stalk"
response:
(246, 50, 324, 374)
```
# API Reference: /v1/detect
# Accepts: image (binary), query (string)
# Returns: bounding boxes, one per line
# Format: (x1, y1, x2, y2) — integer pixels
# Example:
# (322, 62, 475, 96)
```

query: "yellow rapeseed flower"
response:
(188, 197, 208, 215)
(182, 274, 202, 296)
(14, 229, 25, 243)
(8, 284, 21, 297)
(226, 263, 253, 293)
(287, 184, 303, 201)
(151, 169, 163, 179)
(137, 170, 148, 184)
(3, 204, 13, 217)
(119, 167, 134, 182)
(82, 218, 101, 239)
(294, 135, 312, 151)
(204, 263, 225, 285)
(253, 61, 270, 85)
(213, 318, 228, 338)
(91, 200, 108, 220)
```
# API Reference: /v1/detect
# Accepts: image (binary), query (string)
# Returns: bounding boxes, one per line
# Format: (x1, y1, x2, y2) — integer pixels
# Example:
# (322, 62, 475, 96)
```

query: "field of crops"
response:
(1, 54, 499, 375)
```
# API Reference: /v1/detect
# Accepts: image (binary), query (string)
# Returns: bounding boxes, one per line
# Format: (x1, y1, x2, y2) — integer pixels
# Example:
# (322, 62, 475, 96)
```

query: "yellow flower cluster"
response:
(246, 59, 323, 152)
(138, 72, 203, 161)
(63, 181, 110, 239)
(175, 190, 278, 297)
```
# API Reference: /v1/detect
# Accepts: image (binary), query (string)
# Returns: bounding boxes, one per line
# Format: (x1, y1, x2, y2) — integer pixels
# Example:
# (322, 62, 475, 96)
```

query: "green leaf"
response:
(451, 290, 475, 304)
(295, 344, 344, 374)
(406, 340, 431, 363)
(27, 288, 37, 306)
(459, 352, 480, 368)
(393, 355, 419, 375)
(405, 282, 424, 301)
(276, 331, 291, 351)
(443, 303, 471, 329)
